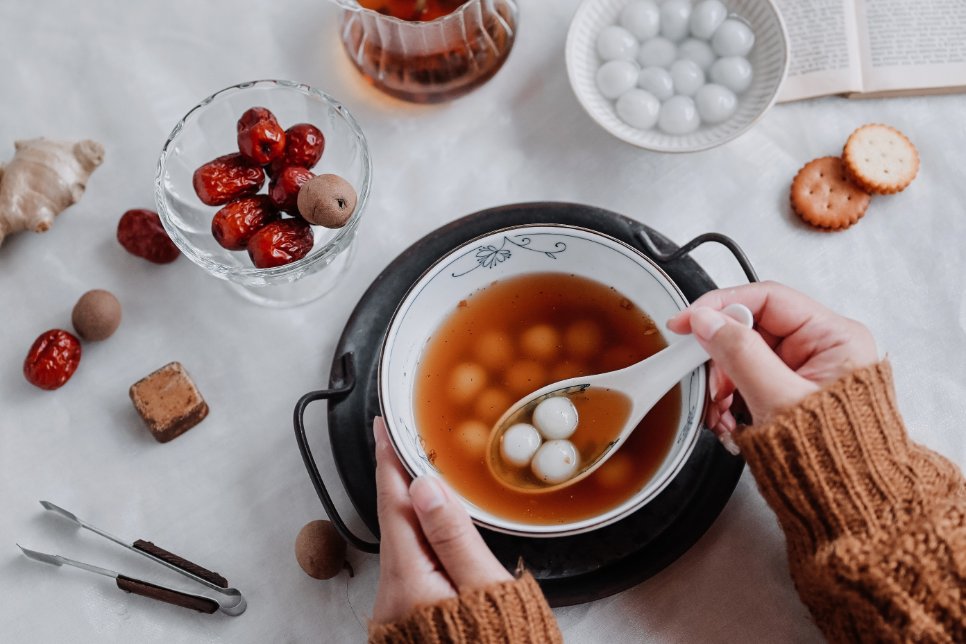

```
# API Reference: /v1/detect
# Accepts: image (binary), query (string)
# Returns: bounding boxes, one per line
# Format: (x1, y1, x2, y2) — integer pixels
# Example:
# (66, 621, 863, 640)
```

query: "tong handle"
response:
(131, 540, 229, 588)
(116, 575, 219, 614)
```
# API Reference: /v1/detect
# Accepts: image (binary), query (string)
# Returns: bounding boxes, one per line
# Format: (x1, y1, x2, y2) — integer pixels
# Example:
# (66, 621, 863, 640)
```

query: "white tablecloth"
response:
(2, 1, 964, 642)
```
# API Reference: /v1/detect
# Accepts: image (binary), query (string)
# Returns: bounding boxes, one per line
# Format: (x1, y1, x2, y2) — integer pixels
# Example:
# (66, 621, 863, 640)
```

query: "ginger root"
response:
(0, 138, 104, 247)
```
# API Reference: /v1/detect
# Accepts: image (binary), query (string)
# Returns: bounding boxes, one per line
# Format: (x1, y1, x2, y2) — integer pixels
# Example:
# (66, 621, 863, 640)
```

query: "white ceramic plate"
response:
(566, 0, 789, 152)
(378, 224, 707, 537)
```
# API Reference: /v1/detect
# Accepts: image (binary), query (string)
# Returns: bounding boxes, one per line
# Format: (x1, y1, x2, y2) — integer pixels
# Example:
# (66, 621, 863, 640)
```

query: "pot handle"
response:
(634, 229, 759, 284)
(636, 228, 759, 426)
(293, 353, 380, 553)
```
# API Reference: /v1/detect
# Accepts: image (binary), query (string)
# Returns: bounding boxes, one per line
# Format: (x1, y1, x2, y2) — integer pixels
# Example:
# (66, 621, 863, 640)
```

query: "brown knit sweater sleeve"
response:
(735, 361, 966, 643)
(368, 572, 562, 644)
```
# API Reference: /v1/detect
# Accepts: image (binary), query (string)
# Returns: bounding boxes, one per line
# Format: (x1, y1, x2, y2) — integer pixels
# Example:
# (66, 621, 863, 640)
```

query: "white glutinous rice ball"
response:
(690, 0, 727, 40)
(474, 330, 513, 371)
(659, 95, 700, 134)
(533, 396, 579, 440)
(677, 38, 716, 71)
(500, 423, 542, 467)
(695, 84, 737, 123)
(449, 362, 488, 404)
(659, 0, 692, 42)
(710, 56, 753, 93)
(637, 37, 676, 68)
(520, 324, 561, 361)
(711, 19, 756, 57)
(637, 66, 674, 100)
(617, 89, 661, 130)
(597, 25, 638, 61)
(564, 320, 604, 359)
(597, 60, 639, 99)
(457, 420, 491, 457)
(531, 439, 580, 484)
(619, 1, 660, 41)
(669, 59, 705, 96)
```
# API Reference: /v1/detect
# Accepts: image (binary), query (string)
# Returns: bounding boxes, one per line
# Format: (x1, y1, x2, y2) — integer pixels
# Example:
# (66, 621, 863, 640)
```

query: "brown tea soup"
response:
(414, 272, 680, 525)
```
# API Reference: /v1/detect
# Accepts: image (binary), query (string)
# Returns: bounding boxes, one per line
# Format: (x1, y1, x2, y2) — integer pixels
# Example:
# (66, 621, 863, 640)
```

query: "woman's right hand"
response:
(666, 281, 879, 444)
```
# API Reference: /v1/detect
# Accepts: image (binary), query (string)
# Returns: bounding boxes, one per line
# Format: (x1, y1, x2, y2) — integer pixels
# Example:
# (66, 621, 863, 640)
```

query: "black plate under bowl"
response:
(294, 202, 757, 607)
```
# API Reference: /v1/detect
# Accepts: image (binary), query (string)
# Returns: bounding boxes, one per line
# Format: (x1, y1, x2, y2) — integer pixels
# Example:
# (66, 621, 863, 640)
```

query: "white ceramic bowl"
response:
(566, 0, 789, 152)
(378, 224, 707, 537)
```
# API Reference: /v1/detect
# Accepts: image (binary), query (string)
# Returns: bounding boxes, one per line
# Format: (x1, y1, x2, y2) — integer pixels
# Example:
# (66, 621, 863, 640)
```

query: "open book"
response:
(775, 0, 966, 102)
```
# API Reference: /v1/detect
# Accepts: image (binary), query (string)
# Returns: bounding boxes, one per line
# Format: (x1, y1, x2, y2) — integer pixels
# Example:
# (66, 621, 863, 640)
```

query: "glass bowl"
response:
(155, 80, 372, 307)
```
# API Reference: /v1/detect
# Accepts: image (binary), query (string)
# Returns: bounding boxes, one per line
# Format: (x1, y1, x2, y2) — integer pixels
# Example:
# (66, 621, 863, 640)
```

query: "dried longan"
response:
(296, 174, 357, 229)
(295, 520, 347, 580)
(71, 289, 121, 342)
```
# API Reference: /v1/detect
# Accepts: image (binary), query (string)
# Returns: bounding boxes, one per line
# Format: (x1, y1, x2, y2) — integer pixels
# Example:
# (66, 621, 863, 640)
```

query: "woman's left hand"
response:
(371, 416, 512, 624)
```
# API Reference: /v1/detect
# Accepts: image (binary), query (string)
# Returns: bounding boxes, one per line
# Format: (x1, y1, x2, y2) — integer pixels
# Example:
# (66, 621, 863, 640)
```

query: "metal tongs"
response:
(18, 501, 246, 616)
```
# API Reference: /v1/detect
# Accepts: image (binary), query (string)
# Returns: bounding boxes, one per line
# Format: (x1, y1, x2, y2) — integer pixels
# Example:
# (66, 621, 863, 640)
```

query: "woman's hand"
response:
(666, 281, 879, 449)
(371, 417, 511, 624)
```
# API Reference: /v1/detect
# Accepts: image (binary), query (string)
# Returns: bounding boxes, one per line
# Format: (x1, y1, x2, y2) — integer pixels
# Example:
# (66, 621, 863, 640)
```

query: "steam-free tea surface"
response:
(341, 0, 518, 102)
(414, 272, 680, 525)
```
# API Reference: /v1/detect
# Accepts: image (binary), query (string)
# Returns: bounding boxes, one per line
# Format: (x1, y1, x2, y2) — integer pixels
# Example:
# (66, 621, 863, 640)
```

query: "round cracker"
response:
(791, 157, 871, 231)
(843, 124, 919, 194)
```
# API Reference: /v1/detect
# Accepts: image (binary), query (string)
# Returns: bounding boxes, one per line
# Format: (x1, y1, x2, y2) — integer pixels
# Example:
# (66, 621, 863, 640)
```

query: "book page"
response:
(855, 0, 966, 94)
(776, 0, 864, 102)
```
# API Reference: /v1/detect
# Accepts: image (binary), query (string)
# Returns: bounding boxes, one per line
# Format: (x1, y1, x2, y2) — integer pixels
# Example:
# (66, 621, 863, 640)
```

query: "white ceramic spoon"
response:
(485, 303, 753, 493)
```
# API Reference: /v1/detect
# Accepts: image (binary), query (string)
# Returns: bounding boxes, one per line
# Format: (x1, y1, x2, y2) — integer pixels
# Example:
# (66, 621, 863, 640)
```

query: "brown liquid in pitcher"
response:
(414, 273, 680, 525)
(358, 0, 469, 21)
(341, 1, 517, 103)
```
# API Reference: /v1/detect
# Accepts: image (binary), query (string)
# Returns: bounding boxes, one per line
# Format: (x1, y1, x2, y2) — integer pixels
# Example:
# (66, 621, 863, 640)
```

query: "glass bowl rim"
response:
(154, 79, 372, 282)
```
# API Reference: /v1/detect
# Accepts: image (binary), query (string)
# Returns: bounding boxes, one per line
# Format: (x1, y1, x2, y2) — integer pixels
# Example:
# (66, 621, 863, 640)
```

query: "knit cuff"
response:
(368, 572, 562, 644)
(735, 361, 920, 552)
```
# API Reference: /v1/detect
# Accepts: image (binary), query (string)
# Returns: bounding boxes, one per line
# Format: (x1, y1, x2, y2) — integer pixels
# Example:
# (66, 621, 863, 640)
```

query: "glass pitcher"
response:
(332, 0, 519, 104)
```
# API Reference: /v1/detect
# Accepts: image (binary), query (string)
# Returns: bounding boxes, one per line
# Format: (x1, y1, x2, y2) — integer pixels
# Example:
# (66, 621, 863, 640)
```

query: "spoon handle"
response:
(626, 304, 753, 417)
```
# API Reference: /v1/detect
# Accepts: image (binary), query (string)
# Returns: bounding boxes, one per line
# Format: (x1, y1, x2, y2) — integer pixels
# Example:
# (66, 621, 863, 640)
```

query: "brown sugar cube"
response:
(129, 362, 208, 443)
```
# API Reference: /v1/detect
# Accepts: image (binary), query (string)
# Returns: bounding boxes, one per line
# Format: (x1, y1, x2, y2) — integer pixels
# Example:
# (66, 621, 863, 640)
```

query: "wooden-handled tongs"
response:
(18, 501, 246, 616)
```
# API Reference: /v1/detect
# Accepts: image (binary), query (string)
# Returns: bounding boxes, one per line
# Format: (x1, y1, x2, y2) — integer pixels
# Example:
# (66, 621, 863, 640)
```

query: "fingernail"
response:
(691, 307, 726, 341)
(719, 431, 741, 456)
(373, 416, 385, 449)
(410, 476, 445, 513)
(709, 375, 719, 402)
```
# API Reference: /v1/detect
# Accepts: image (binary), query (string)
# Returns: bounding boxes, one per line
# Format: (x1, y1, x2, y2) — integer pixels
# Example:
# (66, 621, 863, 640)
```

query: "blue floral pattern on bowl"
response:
(451, 234, 568, 277)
